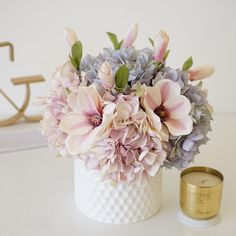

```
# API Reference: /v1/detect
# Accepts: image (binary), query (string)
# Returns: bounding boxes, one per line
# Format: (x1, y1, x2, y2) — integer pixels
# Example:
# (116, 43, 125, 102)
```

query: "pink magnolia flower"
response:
(59, 85, 115, 155)
(64, 27, 78, 47)
(142, 79, 193, 137)
(153, 30, 169, 62)
(188, 66, 215, 81)
(98, 61, 114, 90)
(122, 22, 139, 48)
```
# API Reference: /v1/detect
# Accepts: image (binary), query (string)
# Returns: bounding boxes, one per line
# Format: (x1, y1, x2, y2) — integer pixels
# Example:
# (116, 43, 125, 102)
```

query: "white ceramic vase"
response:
(74, 159, 162, 224)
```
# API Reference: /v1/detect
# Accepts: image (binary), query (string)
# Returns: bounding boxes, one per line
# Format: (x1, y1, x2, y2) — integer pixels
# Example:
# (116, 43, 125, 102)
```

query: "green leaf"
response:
(71, 41, 83, 70)
(169, 146, 177, 159)
(107, 32, 119, 50)
(155, 61, 162, 69)
(197, 81, 203, 88)
(148, 37, 154, 47)
(136, 81, 143, 97)
(118, 39, 124, 49)
(182, 56, 193, 71)
(65, 88, 72, 95)
(70, 55, 77, 68)
(163, 49, 170, 61)
(115, 65, 129, 90)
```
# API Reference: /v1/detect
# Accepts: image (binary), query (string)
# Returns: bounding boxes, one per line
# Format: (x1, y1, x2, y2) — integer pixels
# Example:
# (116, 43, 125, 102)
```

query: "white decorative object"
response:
(0, 122, 46, 154)
(74, 159, 162, 224)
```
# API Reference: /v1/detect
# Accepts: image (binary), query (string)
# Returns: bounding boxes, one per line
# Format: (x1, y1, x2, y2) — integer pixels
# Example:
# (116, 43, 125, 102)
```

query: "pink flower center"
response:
(88, 114, 102, 127)
(154, 105, 169, 122)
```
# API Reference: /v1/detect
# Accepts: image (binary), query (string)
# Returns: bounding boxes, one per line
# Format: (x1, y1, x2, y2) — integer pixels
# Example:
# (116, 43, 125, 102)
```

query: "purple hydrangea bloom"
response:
(80, 47, 156, 86)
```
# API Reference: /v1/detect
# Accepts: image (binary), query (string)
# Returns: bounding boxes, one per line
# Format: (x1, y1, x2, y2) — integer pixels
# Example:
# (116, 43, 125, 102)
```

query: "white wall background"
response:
(0, 0, 235, 115)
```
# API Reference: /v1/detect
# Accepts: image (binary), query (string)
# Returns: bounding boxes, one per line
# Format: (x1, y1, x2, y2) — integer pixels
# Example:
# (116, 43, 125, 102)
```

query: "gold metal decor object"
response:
(0, 41, 45, 127)
(180, 166, 223, 219)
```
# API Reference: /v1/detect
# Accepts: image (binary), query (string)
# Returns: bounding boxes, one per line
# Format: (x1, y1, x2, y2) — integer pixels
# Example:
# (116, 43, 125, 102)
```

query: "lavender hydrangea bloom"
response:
(161, 67, 189, 89)
(80, 47, 156, 86)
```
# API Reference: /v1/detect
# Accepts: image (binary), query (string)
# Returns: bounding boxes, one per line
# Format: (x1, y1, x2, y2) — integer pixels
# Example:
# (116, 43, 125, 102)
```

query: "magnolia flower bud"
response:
(98, 61, 114, 90)
(188, 66, 215, 81)
(122, 22, 139, 48)
(64, 27, 78, 47)
(153, 30, 169, 62)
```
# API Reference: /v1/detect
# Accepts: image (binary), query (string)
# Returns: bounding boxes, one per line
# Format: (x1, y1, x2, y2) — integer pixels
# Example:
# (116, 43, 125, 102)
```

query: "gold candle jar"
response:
(180, 166, 223, 219)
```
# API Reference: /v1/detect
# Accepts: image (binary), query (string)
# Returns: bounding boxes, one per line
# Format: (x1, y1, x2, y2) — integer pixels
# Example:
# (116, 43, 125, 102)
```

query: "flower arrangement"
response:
(39, 23, 214, 184)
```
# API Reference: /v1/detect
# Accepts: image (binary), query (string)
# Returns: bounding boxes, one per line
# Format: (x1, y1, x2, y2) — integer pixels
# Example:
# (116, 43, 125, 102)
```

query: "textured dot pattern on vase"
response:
(74, 159, 163, 224)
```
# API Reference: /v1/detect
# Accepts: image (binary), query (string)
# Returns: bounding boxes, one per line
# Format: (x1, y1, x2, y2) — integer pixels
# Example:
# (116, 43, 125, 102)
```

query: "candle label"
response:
(191, 191, 210, 204)
(189, 190, 212, 215)
(181, 185, 222, 218)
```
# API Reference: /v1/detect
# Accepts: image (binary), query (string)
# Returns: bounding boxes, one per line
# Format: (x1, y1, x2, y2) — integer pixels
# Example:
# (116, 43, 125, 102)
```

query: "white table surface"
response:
(0, 114, 235, 236)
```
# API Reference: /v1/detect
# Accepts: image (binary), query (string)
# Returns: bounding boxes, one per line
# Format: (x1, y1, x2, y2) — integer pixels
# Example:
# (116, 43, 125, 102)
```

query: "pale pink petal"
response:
(67, 92, 81, 113)
(138, 149, 149, 161)
(117, 102, 133, 116)
(146, 109, 162, 133)
(77, 85, 103, 115)
(66, 131, 97, 155)
(133, 165, 143, 173)
(153, 40, 166, 61)
(157, 79, 180, 102)
(143, 153, 156, 165)
(122, 22, 138, 48)
(135, 135, 147, 148)
(92, 102, 116, 136)
(59, 113, 93, 135)
(103, 92, 116, 102)
(60, 61, 77, 80)
(110, 129, 122, 141)
(164, 116, 193, 136)
(130, 96, 139, 116)
(153, 30, 169, 62)
(188, 66, 214, 81)
(160, 124, 169, 142)
(98, 61, 114, 90)
(64, 27, 78, 47)
(113, 101, 134, 128)
(103, 102, 116, 116)
(144, 86, 161, 110)
(164, 95, 191, 119)
(147, 128, 162, 140)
